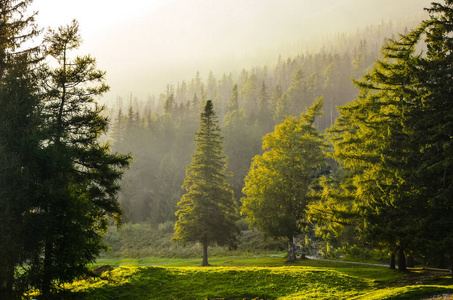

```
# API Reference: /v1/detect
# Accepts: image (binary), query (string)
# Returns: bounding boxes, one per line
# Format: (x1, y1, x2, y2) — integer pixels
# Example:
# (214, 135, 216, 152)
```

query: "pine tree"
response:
(33, 20, 131, 295)
(242, 98, 327, 261)
(226, 83, 239, 112)
(173, 100, 239, 266)
(0, 1, 41, 297)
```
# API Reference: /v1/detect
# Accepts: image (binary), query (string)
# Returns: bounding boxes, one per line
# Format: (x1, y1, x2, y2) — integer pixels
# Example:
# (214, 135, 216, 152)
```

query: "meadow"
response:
(27, 223, 447, 299)
(38, 256, 453, 300)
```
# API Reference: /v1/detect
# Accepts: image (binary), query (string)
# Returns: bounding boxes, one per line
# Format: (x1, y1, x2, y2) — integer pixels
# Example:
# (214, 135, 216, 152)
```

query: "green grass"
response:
(69, 266, 368, 299)
(90, 255, 287, 268)
(51, 257, 453, 300)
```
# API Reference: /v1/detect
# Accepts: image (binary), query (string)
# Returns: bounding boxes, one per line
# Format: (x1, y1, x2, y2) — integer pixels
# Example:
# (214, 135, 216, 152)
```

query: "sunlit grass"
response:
(90, 254, 286, 268)
(62, 257, 453, 300)
(67, 265, 371, 299)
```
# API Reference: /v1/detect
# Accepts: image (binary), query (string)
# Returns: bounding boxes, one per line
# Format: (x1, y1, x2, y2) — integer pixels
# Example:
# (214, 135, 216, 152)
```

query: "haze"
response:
(31, 0, 432, 102)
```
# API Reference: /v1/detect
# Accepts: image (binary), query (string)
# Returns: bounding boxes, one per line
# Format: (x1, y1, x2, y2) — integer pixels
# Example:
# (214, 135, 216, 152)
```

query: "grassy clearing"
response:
(90, 255, 287, 268)
(53, 257, 453, 300)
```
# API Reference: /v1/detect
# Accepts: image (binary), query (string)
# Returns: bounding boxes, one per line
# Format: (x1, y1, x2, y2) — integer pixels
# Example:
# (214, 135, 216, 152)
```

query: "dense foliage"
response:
(4, 0, 453, 297)
(242, 98, 327, 261)
(0, 7, 131, 299)
(309, 0, 453, 271)
(0, 59, 42, 299)
(108, 20, 408, 224)
(173, 100, 239, 266)
(28, 21, 131, 297)
(107, 0, 453, 272)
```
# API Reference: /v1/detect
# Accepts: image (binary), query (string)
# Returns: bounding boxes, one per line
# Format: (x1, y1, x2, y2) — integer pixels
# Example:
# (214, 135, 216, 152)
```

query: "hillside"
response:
(40, 257, 453, 299)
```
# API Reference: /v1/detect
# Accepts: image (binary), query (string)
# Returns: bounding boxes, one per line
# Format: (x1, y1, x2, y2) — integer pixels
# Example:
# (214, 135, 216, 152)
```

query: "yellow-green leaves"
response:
(242, 98, 327, 248)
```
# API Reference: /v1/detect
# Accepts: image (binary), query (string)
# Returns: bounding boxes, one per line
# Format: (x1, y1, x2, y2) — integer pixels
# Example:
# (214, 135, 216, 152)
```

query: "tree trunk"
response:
(287, 236, 296, 262)
(438, 253, 446, 269)
(447, 253, 453, 278)
(390, 251, 396, 269)
(397, 246, 406, 271)
(42, 240, 53, 297)
(1, 263, 14, 300)
(201, 237, 210, 266)
(406, 255, 414, 268)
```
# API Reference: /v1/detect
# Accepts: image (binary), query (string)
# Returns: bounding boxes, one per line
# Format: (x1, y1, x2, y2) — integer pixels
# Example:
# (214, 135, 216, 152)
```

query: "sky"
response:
(30, 0, 433, 103)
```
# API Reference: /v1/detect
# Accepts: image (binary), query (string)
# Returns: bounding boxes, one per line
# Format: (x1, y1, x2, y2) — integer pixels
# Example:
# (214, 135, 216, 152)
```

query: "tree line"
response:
(123, 0, 453, 270)
(0, 1, 130, 298)
(108, 18, 421, 225)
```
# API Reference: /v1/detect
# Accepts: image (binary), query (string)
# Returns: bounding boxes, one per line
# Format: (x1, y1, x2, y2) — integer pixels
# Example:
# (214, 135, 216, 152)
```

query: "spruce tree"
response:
(326, 0, 453, 270)
(0, 0, 40, 77)
(328, 25, 424, 270)
(173, 100, 239, 266)
(257, 80, 274, 135)
(0, 58, 42, 299)
(274, 69, 307, 122)
(223, 84, 262, 204)
(411, 0, 453, 269)
(0, 1, 41, 297)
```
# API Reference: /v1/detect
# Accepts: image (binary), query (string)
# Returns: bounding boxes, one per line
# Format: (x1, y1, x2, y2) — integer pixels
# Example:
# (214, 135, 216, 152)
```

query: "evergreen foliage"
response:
(25, 20, 131, 296)
(6, 0, 453, 297)
(107, 19, 410, 224)
(310, 0, 453, 270)
(0, 0, 41, 77)
(0, 58, 42, 299)
(173, 100, 239, 266)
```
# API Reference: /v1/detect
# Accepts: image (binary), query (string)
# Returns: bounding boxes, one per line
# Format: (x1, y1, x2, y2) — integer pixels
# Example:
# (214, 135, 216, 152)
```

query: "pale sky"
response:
(31, 0, 173, 32)
(30, 0, 432, 103)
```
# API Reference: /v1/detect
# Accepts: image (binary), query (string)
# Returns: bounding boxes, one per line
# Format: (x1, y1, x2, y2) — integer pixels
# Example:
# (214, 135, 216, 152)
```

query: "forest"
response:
(1, 0, 453, 298)
(107, 0, 453, 272)
(108, 19, 411, 224)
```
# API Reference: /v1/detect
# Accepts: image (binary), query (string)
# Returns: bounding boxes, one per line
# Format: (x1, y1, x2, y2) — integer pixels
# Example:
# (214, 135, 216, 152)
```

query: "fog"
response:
(32, 0, 432, 102)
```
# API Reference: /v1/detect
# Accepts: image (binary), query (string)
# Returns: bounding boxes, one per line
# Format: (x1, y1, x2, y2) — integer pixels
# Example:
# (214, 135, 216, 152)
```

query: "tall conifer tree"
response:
(173, 100, 239, 266)
(274, 69, 307, 122)
(325, 0, 453, 270)
(33, 20, 131, 295)
(0, 58, 42, 299)
(0, 0, 40, 77)
(0, 1, 41, 297)
(327, 23, 424, 271)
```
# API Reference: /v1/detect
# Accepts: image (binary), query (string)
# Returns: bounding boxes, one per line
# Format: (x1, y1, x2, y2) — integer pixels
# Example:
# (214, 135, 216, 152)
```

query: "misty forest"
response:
(2, 0, 453, 299)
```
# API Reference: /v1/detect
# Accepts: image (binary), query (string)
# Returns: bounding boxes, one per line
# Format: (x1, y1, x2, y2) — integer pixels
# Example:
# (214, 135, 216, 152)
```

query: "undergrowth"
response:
(101, 222, 286, 259)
